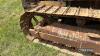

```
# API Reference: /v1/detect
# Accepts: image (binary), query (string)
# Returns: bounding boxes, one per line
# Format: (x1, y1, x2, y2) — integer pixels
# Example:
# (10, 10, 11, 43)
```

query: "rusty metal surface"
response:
(38, 32, 100, 54)
(20, 0, 100, 54)
(29, 23, 100, 54)
(26, 5, 100, 21)
(20, 12, 33, 35)
(22, 0, 100, 21)
(39, 23, 100, 40)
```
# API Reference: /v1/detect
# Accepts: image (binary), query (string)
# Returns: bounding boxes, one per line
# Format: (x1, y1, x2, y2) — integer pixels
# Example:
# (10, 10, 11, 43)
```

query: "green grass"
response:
(0, 0, 71, 56)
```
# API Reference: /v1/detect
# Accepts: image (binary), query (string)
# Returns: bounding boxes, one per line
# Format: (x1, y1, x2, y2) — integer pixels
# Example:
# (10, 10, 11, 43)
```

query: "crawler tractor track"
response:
(20, 5, 100, 55)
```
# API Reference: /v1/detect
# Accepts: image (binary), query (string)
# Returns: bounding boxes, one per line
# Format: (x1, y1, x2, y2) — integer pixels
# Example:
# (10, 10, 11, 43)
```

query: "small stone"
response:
(33, 39, 40, 43)
(26, 35, 35, 41)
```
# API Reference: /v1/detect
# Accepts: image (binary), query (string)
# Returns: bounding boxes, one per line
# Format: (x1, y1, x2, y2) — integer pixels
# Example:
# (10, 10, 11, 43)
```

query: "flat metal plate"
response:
(29, 23, 100, 54)
(54, 7, 68, 15)
(45, 6, 60, 14)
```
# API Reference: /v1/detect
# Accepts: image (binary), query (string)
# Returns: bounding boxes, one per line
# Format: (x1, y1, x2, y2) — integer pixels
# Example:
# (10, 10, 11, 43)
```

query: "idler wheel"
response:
(20, 12, 53, 40)
(20, 12, 39, 40)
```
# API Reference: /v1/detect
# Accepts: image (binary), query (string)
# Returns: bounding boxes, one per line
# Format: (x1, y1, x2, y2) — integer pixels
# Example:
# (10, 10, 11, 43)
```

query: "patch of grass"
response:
(0, 0, 71, 56)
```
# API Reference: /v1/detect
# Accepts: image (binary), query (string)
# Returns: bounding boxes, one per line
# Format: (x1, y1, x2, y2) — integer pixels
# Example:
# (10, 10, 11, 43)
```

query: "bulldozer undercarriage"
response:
(20, 1, 100, 55)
